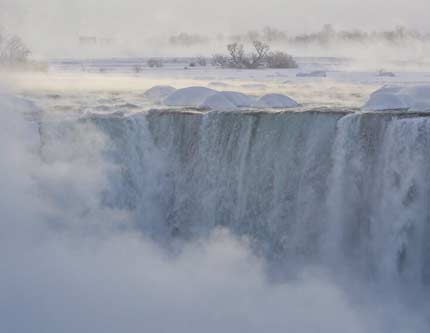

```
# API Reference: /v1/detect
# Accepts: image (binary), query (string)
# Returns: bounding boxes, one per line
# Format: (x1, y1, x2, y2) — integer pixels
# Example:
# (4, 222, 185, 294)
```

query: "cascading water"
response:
(36, 109, 430, 287)
(5, 99, 429, 332)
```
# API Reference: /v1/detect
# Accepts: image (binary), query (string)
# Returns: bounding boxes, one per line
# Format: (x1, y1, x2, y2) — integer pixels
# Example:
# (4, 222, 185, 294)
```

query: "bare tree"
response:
(0, 34, 31, 65)
(227, 43, 245, 68)
(196, 56, 207, 67)
(213, 40, 293, 69)
(225, 41, 269, 69)
(247, 40, 270, 69)
(211, 54, 230, 68)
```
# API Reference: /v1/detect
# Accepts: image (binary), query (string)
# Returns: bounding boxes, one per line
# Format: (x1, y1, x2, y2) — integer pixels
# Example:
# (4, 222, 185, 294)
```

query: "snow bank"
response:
(254, 94, 299, 109)
(363, 85, 430, 112)
(143, 86, 176, 103)
(164, 87, 217, 107)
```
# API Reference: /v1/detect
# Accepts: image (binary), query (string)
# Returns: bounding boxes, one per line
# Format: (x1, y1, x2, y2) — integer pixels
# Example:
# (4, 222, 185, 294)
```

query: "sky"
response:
(1, 0, 429, 56)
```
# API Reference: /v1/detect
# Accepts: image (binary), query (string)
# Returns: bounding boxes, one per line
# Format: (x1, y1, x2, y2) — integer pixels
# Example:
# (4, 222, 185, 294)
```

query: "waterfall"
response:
(36, 109, 430, 287)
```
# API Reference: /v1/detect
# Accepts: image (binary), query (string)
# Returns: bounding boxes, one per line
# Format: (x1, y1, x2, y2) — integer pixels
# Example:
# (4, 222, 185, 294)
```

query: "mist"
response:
(2, 1, 430, 331)
(1, 0, 430, 58)
(1, 88, 430, 332)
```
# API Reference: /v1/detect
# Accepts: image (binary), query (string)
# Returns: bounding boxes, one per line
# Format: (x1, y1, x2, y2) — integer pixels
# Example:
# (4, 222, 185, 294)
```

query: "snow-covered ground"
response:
(2, 56, 429, 116)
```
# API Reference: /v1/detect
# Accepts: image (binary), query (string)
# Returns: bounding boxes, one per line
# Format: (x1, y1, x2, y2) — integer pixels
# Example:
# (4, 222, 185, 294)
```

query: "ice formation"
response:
(254, 93, 299, 108)
(364, 85, 430, 112)
(164, 86, 217, 107)
(143, 85, 177, 103)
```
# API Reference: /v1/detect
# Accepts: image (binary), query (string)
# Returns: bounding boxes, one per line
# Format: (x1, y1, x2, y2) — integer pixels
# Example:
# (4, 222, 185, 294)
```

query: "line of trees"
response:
(168, 25, 430, 47)
(212, 40, 297, 69)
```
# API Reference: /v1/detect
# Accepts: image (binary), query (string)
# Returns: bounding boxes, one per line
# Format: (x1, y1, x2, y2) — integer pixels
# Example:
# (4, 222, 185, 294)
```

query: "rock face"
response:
(143, 86, 177, 103)
(254, 93, 299, 108)
(164, 87, 217, 107)
(364, 85, 430, 112)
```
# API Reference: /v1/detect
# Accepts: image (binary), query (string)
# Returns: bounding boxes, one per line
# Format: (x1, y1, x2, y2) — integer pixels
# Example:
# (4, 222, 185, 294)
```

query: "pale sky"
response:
(1, 0, 429, 56)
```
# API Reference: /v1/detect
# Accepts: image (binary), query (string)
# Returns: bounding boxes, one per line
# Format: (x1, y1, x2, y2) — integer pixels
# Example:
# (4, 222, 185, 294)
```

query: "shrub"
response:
(147, 58, 163, 68)
(211, 54, 230, 68)
(265, 51, 298, 68)
(212, 41, 297, 69)
(196, 56, 207, 66)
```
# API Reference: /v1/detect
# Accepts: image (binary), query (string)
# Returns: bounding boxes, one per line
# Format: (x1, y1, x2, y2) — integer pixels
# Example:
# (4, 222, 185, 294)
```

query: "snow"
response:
(199, 91, 255, 110)
(208, 82, 229, 88)
(200, 93, 238, 110)
(144, 85, 298, 110)
(240, 83, 267, 89)
(164, 86, 217, 107)
(254, 93, 299, 108)
(143, 85, 176, 103)
(218, 91, 256, 107)
(363, 85, 430, 112)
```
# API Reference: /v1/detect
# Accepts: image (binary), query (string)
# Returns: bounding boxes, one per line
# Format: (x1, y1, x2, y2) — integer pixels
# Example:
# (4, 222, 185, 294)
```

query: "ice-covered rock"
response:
(200, 91, 256, 110)
(363, 85, 430, 112)
(143, 85, 176, 103)
(254, 93, 299, 108)
(218, 91, 255, 107)
(164, 86, 217, 107)
(200, 93, 238, 111)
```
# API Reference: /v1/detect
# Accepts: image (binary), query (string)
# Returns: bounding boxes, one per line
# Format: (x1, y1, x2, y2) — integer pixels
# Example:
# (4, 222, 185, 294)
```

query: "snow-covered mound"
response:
(220, 91, 256, 107)
(254, 94, 299, 109)
(143, 86, 176, 103)
(200, 93, 237, 111)
(154, 85, 298, 110)
(363, 85, 430, 112)
(164, 86, 217, 107)
(200, 92, 255, 111)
